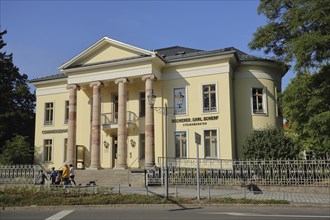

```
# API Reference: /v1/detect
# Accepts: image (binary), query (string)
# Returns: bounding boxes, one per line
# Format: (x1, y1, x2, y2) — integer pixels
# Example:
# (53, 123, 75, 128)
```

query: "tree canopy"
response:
(282, 66, 330, 158)
(249, 0, 330, 159)
(0, 135, 34, 165)
(0, 30, 35, 154)
(249, 0, 330, 70)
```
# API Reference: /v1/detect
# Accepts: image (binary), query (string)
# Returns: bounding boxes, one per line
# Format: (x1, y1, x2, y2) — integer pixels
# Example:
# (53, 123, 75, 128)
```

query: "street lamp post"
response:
(147, 92, 183, 199)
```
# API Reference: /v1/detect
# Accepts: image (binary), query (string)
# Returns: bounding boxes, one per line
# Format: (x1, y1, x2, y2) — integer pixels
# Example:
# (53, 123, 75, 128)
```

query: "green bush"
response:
(241, 127, 301, 160)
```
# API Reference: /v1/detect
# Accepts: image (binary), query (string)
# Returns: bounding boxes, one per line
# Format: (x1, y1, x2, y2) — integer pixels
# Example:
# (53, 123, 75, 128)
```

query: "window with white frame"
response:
(202, 84, 217, 113)
(252, 88, 266, 114)
(63, 138, 68, 162)
(139, 134, 145, 160)
(64, 100, 69, 124)
(44, 139, 52, 162)
(139, 92, 145, 117)
(174, 88, 186, 115)
(175, 131, 187, 158)
(44, 102, 54, 125)
(204, 129, 217, 158)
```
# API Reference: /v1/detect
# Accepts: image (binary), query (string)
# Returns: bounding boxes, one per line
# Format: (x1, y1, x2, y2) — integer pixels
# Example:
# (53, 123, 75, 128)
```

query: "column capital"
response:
(142, 74, 157, 81)
(115, 78, 130, 84)
(66, 84, 80, 91)
(89, 81, 104, 88)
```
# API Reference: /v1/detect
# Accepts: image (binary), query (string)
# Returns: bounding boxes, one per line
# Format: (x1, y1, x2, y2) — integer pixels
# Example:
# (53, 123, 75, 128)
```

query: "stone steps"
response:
(74, 169, 145, 187)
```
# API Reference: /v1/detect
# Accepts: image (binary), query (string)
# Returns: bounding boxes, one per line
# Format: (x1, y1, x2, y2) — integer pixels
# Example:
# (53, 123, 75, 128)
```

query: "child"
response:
(50, 167, 57, 186)
(55, 173, 61, 185)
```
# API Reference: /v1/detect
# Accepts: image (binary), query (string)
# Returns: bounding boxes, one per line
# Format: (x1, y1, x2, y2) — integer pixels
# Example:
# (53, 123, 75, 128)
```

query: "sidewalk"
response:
(110, 185, 330, 205)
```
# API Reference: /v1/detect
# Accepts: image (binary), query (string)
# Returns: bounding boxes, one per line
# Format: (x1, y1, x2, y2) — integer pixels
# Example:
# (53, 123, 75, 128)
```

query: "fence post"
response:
(195, 133, 201, 200)
(33, 166, 36, 185)
(243, 187, 246, 199)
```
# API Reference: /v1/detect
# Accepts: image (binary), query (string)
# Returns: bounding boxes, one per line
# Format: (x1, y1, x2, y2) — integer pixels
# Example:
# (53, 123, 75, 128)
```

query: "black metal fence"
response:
(0, 164, 43, 185)
(147, 158, 330, 186)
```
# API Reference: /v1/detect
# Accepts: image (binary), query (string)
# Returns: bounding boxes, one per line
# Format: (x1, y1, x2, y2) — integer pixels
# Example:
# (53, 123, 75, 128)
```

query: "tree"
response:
(249, 0, 330, 71)
(0, 30, 35, 153)
(282, 66, 330, 158)
(249, 0, 330, 159)
(0, 135, 34, 165)
(241, 127, 300, 160)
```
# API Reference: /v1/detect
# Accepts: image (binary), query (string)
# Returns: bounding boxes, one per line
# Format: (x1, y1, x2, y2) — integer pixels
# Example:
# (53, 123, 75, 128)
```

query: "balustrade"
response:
(101, 111, 138, 129)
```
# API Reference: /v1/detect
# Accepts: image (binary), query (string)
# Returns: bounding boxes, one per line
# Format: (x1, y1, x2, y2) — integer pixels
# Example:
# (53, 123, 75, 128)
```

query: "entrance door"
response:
(111, 135, 118, 168)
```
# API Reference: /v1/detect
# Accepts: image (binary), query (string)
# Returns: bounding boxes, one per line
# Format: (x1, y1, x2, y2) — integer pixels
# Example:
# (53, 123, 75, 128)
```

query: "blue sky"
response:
(1, 0, 295, 90)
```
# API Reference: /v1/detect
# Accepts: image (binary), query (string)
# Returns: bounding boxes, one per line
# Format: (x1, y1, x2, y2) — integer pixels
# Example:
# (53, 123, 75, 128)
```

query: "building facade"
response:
(30, 37, 287, 170)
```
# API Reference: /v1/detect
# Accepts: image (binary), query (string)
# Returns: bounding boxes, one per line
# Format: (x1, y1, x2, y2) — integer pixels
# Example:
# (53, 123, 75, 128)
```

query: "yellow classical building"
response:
(30, 37, 286, 170)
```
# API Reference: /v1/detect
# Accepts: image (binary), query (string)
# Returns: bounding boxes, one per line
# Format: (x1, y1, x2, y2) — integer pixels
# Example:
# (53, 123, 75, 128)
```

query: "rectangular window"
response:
(139, 134, 145, 160)
(44, 102, 54, 125)
(44, 139, 52, 162)
(203, 84, 217, 113)
(174, 88, 186, 115)
(175, 131, 187, 158)
(204, 130, 217, 158)
(64, 100, 69, 124)
(252, 88, 265, 113)
(63, 138, 68, 162)
(139, 92, 145, 117)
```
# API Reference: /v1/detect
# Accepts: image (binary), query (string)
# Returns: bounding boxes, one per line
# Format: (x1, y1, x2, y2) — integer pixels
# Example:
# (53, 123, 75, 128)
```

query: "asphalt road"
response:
(1, 205, 329, 220)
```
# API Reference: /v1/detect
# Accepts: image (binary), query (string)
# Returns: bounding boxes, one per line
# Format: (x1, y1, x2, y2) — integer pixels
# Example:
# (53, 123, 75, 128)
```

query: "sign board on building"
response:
(195, 132, 201, 145)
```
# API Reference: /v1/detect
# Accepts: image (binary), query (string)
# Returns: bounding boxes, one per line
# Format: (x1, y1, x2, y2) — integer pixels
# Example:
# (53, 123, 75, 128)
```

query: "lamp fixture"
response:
(103, 141, 109, 148)
(130, 139, 136, 147)
(147, 93, 157, 107)
(147, 92, 184, 108)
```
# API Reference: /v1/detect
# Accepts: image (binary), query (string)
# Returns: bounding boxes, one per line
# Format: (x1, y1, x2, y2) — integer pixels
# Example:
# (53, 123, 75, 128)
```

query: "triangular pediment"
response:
(59, 37, 155, 71)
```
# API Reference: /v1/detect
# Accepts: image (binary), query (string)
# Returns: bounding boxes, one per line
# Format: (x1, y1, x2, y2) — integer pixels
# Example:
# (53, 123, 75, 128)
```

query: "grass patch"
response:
(0, 186, 289, 207)
(210, 197, 289, 204)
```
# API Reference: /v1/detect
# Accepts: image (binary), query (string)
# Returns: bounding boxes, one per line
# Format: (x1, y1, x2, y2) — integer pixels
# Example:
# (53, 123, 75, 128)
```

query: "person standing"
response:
(62, 164, 70, 186)
(69, 164, 76, 186)
(39, 170, 48, 185)
(50, 167, 57, 186)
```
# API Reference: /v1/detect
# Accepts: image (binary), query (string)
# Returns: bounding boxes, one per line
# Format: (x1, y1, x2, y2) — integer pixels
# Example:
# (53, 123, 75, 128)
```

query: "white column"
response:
(89, 81, 103, 169)
(66, 84, 80, 166)
(142, 75, 156, 168)
(115, 78, 129, 169)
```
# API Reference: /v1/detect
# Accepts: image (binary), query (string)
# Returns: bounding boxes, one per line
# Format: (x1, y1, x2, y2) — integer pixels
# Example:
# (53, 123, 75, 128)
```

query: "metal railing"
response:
(101, 111, 138, 129)
(146, 158, 330, 186)
(0, 164, 44, 185)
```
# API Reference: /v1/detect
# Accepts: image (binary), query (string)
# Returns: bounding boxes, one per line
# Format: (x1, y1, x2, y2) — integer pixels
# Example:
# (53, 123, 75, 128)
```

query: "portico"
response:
(55, 37, 164, 169)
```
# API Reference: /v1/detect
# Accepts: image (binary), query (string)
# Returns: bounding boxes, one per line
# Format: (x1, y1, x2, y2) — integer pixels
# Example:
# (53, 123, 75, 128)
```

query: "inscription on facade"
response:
(42, 129, 68, 134)
(172, 116, 219, 126)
